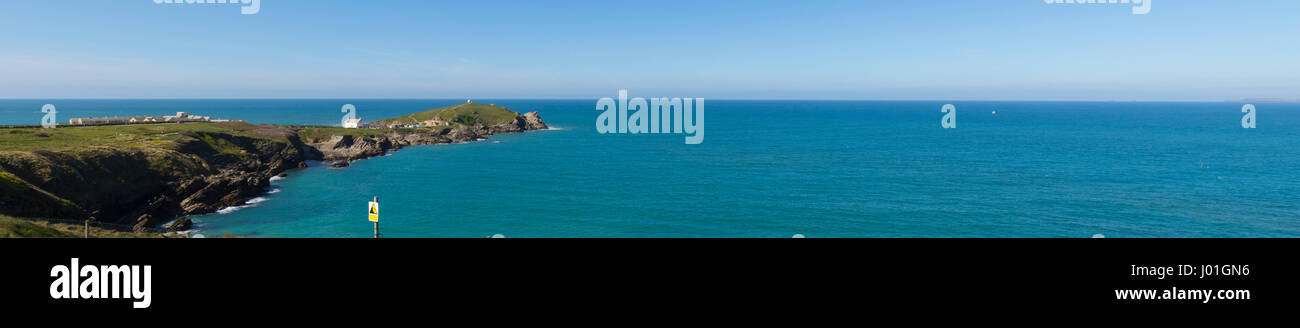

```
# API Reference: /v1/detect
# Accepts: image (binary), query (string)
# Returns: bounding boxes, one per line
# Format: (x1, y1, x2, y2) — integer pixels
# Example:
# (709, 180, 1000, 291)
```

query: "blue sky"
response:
(1, 0, 1297, 100)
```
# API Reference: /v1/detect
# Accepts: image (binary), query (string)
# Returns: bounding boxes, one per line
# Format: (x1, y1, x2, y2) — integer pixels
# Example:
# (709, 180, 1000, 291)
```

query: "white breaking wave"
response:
(269, 175, 286, 182)
(266, 188, 281, 194)
(525, 126, 563, 132)
(163, 229, 201, 237)
(215, 206, 243, 214)
(216, 197, 269, 214)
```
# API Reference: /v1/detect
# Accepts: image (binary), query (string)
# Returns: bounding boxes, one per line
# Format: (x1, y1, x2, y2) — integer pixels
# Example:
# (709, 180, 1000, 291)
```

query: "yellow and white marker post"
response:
(368, 196, 379, 238)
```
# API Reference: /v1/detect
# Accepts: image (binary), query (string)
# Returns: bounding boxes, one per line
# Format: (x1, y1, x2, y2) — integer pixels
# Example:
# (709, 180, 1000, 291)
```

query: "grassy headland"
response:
(0, 121, 308, 226)
(0, 121, 287, 152)
(370, 102, 522, 127)
(0, 104, 545, 236)
(292, 126, 421, 142)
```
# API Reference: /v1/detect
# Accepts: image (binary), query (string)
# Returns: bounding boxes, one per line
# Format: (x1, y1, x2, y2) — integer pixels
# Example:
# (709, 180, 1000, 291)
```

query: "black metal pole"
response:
(373, 196, 379, 239)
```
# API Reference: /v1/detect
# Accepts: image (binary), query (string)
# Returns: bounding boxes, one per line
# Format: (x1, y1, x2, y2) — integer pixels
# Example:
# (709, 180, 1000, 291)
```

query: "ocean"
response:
(2, 99, 1297, 237)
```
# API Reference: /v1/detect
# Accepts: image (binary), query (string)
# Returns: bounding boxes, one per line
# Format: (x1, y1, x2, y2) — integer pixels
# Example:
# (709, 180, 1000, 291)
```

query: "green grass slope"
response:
(0, 121, 287, 152)
(370, 102, 521, 127)
(292, 126, 420, 142)
(0, 170, 90, 220)
(0, 121, 303, 222)
(0, 215, 160, 238)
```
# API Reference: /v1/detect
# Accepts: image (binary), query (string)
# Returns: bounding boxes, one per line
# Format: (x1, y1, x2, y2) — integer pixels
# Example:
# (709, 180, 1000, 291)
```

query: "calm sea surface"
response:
(1, 99, 1297, 237)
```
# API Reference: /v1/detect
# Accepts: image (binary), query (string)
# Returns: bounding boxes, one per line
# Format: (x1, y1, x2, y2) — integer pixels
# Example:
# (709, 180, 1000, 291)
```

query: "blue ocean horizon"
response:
(2, 99, 1296, 237)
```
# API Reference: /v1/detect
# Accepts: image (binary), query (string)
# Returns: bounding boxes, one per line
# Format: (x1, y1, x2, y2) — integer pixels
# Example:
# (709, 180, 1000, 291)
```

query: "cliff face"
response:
(169, 129, 309, 217)
(0, 112, 547, 230)
(0, 171, 90, 220)
(0, 127, 307, 229)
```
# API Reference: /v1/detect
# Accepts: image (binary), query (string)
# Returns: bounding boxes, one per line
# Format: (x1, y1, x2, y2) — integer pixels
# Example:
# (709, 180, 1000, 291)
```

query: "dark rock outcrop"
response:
(133, 214, 154, 232)
(305, 112, 547, 162)
(167, 217, 193, 232)
(177, 173, 271, 214)
(521, 111, 548, 130)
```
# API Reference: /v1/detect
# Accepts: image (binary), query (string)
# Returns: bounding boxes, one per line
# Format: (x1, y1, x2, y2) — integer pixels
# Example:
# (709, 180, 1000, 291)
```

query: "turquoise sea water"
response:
(2, 100, 1298, 237)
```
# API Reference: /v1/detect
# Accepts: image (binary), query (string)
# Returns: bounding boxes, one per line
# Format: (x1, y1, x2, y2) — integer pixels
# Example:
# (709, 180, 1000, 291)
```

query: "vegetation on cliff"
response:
(293, 126, 422, 143)
(0, 121, 307, 227)
(0, 107, 546, 234)
(299, 104, 546, 161)
(370, 102, 525, 127)
(0, 215, 160, 238)
(0, 170, 88, 220)
(0, 121, 288, 152)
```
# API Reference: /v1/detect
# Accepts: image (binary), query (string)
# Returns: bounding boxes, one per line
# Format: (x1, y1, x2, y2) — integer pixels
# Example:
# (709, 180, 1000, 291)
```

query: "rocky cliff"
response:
(0, 111, 546, 231)
(0, 126, 307, 230)
(306, 111, 548, 162)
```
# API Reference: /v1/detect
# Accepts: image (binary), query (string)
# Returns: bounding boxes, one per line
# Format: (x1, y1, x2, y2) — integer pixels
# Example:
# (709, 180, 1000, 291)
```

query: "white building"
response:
(343, 117, 363, 128)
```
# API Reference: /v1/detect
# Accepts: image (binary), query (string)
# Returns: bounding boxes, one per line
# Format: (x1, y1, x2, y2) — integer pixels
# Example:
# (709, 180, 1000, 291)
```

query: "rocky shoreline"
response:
(0, 112, 547, 232)
(309, 111, 546, 164)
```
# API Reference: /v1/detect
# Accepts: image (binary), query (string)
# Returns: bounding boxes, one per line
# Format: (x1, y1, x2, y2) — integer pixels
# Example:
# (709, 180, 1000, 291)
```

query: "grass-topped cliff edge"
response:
(297, 102, 546, 163)
(0, 105, 545, 235)
(0, 214, 162, 238)
(370, 102, 526, 127)
(0, 121, 307, 228)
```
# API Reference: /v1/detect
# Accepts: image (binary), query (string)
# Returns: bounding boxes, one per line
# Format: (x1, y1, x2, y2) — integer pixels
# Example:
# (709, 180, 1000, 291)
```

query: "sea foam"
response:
(216, 197, 269, 214)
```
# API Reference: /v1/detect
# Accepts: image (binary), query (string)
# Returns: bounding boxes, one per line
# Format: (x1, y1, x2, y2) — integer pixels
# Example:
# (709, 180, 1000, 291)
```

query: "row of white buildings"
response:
(68, 112, 218, 125)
